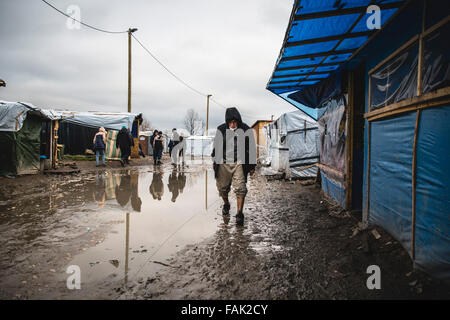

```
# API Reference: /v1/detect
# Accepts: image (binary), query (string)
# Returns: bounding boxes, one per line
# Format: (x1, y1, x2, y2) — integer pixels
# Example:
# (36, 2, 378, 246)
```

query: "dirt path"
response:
(120, 172, 450, 300)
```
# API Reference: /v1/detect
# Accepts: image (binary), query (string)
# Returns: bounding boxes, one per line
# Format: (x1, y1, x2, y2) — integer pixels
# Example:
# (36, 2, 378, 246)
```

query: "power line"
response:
(132, 34, 207, 98)
(41, 0, 128, 34)
(40, 0, 269, 120)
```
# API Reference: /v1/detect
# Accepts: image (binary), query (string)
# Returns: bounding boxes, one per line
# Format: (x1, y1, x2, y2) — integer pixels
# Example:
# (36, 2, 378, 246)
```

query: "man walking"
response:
(116, 126, 134, 166)
(211, 107, 256, 225)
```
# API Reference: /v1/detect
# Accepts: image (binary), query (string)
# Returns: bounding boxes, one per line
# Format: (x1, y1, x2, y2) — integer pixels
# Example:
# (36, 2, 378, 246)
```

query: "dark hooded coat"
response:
(211, 107, 256, 180)
(116, 127, 134, 153)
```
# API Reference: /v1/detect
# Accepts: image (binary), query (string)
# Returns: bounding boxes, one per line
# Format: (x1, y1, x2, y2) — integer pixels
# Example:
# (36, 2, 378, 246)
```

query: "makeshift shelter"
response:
(262, 110, 319, 179)
(57, 111, 142, 160)
(267, 0, 450, 280)
(251, 120, 273, 161)
(0, 101, 62, 175)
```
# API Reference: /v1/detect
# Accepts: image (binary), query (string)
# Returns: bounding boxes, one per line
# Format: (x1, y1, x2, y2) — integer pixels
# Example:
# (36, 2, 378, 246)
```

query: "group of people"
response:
(92, 106, 256, 226)
(93, 126, 135, 167)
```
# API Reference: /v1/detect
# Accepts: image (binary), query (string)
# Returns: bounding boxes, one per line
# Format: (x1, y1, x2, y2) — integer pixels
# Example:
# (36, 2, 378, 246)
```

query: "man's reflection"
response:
(150, 172, 164, 201)
(167, 169, 187, 202)
(130, 172, 142, 212)
(115, 172, 131, 207)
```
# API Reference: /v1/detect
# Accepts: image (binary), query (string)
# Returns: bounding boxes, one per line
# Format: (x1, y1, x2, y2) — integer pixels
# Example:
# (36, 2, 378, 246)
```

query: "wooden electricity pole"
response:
(128, 28, 138, 113)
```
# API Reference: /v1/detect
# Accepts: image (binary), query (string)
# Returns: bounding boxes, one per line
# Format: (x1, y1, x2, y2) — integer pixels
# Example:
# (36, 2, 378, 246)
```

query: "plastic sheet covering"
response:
(422, 21, 450, 94)
(370, 42, 418, 110)
(261, 110, 319, 179)
(317, 95, 346, 173)
(287, 71, 342, 109)
(0, 115, 42, 175)
(368, 112, 416, 256)
(414, 106, 450, 280)
(59, 112, 140, 131)
(0, 102, 29, 132)
(0, 101, 62, 132)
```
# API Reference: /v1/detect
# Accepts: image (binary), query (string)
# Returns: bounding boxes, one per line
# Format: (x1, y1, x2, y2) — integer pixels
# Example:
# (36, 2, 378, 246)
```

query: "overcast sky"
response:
(0, 0, 297, 131)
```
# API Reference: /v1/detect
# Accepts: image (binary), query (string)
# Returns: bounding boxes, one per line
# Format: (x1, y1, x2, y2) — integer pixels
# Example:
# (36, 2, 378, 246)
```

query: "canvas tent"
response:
(267, 0, 450, 280)
(262, 110, 319, 179)
(0, 101, 62, 175)
(57, 111, 142, 159)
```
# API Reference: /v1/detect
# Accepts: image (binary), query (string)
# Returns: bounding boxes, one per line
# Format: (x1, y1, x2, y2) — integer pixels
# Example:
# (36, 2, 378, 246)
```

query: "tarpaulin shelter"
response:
(251, 120, 273, 161)
(0, 101, 62, 175)
(261, 109, 319, 179)
(57, 111, 142, 159)
(267, 0, 450, 280)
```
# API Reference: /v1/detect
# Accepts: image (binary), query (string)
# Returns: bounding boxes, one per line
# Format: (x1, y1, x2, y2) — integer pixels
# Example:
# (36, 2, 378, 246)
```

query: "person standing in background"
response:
(93, 127, 107, 167)
(116, 126, 134, 167)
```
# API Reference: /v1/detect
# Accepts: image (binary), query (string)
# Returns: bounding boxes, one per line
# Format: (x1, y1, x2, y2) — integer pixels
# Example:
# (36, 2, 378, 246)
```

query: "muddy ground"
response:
(120, 169, 450, 300)
(0, 156, 449, 300)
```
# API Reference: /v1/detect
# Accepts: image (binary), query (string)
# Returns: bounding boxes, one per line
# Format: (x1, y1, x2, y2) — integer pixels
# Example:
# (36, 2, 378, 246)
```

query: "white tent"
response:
(262, 109, 319, 179)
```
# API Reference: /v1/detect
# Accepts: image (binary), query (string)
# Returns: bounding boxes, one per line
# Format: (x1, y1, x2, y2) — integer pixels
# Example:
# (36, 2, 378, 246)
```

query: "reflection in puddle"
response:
(0, 164, 221, 298)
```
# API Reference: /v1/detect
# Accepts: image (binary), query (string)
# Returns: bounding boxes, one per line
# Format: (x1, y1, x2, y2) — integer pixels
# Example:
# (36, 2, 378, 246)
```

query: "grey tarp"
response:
(262, 109, 319, 178)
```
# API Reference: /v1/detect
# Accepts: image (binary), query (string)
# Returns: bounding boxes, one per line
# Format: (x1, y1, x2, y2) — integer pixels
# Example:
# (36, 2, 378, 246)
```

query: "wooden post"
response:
(365, 121, 371, 224)
(345, 71, 354, 210)
(128, 29, 132, 113)
(411, 110, 421, 260)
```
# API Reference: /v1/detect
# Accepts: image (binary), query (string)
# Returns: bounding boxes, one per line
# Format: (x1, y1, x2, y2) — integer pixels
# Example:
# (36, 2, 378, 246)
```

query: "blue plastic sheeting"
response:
(370, 42, 418, 110)
(287, 71, 342, 109)
(368, 112, 416, 256)
(278, 91, 318, 119)
(422, 21, 450, 93)
(414, 106, 450, 280)
(266, 0, 405, 99)
(321, 172, 346, 208)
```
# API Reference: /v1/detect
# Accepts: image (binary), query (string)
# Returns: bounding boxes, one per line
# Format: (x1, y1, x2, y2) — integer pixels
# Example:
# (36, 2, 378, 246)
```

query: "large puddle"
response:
(0, 163, 222, 299)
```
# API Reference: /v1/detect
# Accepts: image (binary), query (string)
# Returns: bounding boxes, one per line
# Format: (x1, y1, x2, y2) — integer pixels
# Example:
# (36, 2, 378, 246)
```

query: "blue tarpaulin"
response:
(266, 0, 406, 114)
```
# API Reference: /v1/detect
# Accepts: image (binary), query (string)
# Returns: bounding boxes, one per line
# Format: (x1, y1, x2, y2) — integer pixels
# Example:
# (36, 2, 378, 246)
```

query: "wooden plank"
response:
(280, 49, 354, 62)
(367, 97, 450, 122)
(286, 31, 373, 47)
(364, 87, 450, 120)
(417, 34, 423, 95)
(411, 110, 421, 260)
(275, 62, 341, 71)
(422, 15, 450, 37)
(365, 122, 371, 224)
(293, 2, 404, 21)
(317, 163, 345, 180)
(345, 71, 354, 210)
(368, 35, 419, 75)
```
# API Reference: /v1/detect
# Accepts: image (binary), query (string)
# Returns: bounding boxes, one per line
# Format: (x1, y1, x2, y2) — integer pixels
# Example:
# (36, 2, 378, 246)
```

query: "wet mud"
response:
(0, 158, 449, 299)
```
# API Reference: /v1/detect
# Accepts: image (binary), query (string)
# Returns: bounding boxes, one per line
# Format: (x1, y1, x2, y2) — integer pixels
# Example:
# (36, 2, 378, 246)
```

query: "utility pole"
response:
(206, 94, 212, 133)
(128, 28, 138, 113)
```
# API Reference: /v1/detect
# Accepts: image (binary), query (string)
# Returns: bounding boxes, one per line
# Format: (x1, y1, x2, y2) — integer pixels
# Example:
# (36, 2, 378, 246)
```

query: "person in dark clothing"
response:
(116, 126, 134, 166)
(211, 107, 256, 225)
(93, 127, 107, 167)
(153, 131, 164, 165)
(149, 172, 164, 200)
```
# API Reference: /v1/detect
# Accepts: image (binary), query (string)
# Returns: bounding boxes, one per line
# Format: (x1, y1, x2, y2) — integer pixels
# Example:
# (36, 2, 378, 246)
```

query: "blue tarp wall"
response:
(356, 0, 450, 280)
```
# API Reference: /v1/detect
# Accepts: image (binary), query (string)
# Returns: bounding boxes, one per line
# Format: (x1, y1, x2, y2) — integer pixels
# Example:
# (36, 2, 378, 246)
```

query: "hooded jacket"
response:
(116, 127, 134, 152)
(211, 107, 256, 180)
